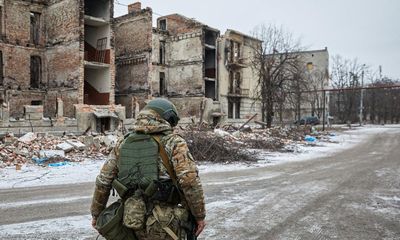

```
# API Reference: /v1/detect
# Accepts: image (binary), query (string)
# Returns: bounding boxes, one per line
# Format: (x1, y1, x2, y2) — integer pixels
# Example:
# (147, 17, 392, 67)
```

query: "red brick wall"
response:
(114, 9, 152, 57)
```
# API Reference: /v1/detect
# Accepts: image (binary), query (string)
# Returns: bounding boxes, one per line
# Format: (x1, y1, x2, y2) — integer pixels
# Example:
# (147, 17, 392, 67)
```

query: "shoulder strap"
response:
(152, 135, 178, 186)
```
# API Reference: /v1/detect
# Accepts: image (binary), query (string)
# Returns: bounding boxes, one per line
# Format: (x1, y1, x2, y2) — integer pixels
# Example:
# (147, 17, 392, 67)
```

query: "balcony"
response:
(84, 15, 109, 27)
(228, 57, 247, 69)
(227, 88, 249, 98)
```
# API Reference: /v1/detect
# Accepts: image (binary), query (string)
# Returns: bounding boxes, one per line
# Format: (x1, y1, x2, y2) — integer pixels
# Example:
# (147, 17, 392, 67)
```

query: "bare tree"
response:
(283, 60, 310, 122)
(365, 77, 400, 124)
(330, 55, 366, 123)
(250, 24, 302, 128)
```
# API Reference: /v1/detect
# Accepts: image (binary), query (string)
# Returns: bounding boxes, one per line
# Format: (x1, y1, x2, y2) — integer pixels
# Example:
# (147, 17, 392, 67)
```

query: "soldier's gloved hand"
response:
(91, 217, 97, 229)
(195, 220, 206, 236)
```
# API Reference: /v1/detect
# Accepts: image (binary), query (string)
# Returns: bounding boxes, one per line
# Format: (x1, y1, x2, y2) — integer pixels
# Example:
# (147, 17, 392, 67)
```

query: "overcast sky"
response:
(114, 0, 400, 79)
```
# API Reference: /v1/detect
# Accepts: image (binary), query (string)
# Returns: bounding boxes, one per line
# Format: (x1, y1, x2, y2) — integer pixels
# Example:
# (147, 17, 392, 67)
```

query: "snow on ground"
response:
(199, 125, 396, 174)
(0, 159, 104, 189)
(0, 214, 97, 240)
(0, 125, 396, 189)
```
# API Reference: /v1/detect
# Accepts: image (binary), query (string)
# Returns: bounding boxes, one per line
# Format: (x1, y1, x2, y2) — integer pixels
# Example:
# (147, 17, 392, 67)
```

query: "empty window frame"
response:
(30, 56, 41, 88)
(159, 41, 165, 64)
(0, 51, 3, 85)
(159, 19, 167, 31)
(0, 7, 3, 38)
(235, 43, 241, 59)
(229, 40, 234, 62)
(235, 100, 241, 119)
(31, 100, 42, 105)
(235, 72, 241, 93)
(228, 99, 241, 119)
(228, 100, 233, 119)
(30, 12, 40, 45)
(229, 71, 234, 93)
(159, 72, 166, 96)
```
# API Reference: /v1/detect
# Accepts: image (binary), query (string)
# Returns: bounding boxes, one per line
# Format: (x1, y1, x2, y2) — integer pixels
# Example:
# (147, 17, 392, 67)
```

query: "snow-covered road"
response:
(0, 125, 399, 240)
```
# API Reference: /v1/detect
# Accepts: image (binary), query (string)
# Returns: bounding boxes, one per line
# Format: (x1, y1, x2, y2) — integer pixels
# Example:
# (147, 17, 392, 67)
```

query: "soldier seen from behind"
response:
(90, 98, 206, 240)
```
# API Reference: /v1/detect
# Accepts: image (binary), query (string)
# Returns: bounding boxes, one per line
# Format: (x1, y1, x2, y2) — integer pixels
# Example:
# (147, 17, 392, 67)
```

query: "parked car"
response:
(294, 116, 320, 125)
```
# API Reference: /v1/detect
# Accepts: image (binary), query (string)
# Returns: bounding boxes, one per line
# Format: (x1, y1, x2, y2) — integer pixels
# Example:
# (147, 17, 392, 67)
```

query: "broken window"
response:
(31, 100, 42, 106)
(205, 80, 216, 99)
(0, 7, 3, 38)
(235, 100, 241, 119)
(30, 56, 41, 89)
(159, 41, 165, 64)
(0, 51, 3, 85)
(205, 30, 217, 46)
(229, 71, 234, 94)
(235, 72, 241, 93)
(229, 40, 234, 62)
(228, 99, 241, 119)
(30, 12, 40, 45)
(228, 100, 233, 119)
(159, 19, 167, 30)
(159, 72, 166, 96)
(236, 43, 241, 59)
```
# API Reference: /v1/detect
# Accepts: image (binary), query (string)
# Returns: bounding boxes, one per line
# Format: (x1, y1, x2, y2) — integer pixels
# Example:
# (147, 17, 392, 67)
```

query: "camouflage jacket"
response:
(90, 109, 206, 221)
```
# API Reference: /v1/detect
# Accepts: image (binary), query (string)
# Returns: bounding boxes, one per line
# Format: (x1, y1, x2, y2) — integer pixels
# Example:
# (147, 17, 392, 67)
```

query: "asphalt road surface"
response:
(0, 127, 399, 240)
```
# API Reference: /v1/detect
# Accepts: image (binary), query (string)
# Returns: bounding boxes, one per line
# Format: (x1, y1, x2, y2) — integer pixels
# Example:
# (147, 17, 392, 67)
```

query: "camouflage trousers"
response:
(134, 204, 189, 240)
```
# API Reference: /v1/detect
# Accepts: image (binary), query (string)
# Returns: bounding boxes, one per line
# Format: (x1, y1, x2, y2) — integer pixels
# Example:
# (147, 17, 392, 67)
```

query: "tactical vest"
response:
(117, 133, 159, 192)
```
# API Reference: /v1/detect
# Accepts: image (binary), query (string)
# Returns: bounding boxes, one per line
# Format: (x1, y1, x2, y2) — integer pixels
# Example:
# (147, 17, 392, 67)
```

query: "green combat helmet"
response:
(144, 98, 180, 127)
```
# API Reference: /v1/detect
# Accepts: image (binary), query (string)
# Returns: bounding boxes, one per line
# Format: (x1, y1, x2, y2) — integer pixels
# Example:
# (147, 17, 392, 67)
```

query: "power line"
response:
(114, 0, 201, 24)
(114, 0, 164, 17)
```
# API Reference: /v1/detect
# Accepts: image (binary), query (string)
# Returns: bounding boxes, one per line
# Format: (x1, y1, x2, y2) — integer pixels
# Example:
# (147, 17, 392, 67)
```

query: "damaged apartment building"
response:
(280, 48, 330, 122)
(0, 0, 124, 134)
(114, 2, 261, 124)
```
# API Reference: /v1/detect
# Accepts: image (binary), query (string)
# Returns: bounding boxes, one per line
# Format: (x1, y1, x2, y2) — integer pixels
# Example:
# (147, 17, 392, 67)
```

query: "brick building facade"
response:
(114, 2, 262, 125)
(0, 0, 124, 133)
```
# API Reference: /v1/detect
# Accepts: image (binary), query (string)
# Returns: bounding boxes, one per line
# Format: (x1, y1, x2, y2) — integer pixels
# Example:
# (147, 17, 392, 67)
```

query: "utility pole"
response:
(322, 90, 326, 131)
(359, 67, 365, 126)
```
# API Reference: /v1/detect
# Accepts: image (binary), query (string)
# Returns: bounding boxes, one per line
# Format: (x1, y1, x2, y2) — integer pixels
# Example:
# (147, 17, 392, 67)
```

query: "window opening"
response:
(159, 19, 167, 30)
(30, 56, 41, 88)
(31, 100, 42, 105)
(0, 51, 3, 85)
(30, 12, 40, 45)
(159, 72, 166, 96)
(159, 41, 165, 64)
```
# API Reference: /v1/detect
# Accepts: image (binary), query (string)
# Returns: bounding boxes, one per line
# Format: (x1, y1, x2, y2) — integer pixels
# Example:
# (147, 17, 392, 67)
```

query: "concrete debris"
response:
(56, 142, 74, 153)
(103, 135, 118, 148)
(0, 125, 339, 168)
(18, 132, 37, 144)
(0, 132, 119, 168)
(66, 140, 86, 150)
(39, 150, 65, 159)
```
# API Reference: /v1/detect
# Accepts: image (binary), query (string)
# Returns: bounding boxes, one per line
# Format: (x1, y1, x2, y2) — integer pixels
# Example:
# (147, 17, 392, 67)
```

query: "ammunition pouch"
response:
(112, 179, 129, 199)
(149, 179, 181, 205)
(113, 178, 181, 205)
(96, 201, 137, 240)
(123, 191, 147, 231)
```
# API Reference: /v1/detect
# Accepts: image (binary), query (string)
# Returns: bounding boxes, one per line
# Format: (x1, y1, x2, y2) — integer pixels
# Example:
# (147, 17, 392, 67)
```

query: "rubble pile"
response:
(180, 125, 328, 163)
(180, 130, 254, 163)
(0, 125, 336, 167)
(0, 132, 120, 168)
